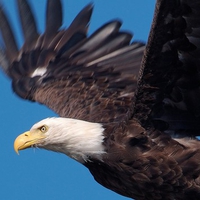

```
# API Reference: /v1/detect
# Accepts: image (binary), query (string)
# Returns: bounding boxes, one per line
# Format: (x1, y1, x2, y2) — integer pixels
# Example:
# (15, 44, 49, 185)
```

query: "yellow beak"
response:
(14, 130, 46, 154)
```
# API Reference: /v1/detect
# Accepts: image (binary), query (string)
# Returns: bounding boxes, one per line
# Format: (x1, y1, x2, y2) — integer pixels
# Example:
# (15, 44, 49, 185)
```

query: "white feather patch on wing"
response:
(31, 67, 47, 77)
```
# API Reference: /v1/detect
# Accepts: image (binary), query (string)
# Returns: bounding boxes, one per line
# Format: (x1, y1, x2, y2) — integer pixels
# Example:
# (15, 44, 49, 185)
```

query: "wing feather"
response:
(41, 0, 62, 48)
(0, 5, 18, 68)
(17, 0, 39, 51)
(133, 0, 200, 137)
(0, 0, 144, 123)
(53, 4, 93, 51)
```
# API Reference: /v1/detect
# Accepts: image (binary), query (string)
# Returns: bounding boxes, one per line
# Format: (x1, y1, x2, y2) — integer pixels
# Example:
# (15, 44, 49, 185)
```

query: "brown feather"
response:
(17, 0, 39, 51)
(1, 0, 143, 123)
(0, 5, 18, 65)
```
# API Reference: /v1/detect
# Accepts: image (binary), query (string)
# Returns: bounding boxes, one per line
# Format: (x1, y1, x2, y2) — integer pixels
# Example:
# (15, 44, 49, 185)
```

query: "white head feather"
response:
(31, 117, 106, 163)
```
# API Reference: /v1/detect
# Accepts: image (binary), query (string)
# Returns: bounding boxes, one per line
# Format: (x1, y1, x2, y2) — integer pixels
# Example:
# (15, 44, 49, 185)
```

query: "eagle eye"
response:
(39, 125, 47, 133)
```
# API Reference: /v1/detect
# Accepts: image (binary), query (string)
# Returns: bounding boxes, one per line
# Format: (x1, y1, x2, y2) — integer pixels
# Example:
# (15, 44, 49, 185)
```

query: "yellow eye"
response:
(39, 125, 47, 133)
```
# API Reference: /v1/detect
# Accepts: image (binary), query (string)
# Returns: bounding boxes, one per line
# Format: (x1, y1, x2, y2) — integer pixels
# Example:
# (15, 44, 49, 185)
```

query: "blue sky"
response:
(0, 1, 155, 199)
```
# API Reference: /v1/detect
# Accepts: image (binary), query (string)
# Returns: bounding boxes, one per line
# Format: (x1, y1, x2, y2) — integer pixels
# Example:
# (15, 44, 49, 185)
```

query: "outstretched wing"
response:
(0, 0, 144, 123)
(133, 0, 200, 137)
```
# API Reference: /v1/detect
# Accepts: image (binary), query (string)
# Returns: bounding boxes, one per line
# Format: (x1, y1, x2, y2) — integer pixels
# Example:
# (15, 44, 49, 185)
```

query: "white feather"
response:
(31, 117, 106, 163)
(31, 67, 47, 77)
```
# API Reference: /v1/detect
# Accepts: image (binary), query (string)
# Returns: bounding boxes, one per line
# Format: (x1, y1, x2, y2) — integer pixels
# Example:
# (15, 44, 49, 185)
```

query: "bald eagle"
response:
(1, 0, 200, 199)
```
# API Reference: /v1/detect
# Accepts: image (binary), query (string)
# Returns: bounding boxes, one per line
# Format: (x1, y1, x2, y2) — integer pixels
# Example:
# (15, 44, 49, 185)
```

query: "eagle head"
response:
(14, 117, 105, 163)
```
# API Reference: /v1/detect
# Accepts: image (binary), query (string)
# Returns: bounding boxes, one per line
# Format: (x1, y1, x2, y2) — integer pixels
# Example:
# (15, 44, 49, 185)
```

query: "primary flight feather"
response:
(1, 0, 200, 199)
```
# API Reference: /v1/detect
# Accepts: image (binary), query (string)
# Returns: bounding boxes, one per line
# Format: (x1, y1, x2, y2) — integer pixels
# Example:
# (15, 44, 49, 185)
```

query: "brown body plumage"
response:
(1, 0, 200, 199)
